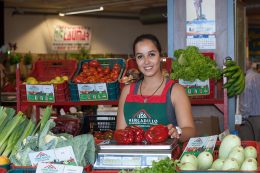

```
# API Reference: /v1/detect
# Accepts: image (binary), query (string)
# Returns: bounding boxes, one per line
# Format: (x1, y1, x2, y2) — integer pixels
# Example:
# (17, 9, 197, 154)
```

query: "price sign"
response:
(26, 84, 55, 102)
(179, 79, 210, 96)
(77, 83, 108, 101)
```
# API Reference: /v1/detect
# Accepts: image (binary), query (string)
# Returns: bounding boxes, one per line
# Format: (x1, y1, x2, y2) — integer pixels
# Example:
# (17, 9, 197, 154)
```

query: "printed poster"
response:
(186, 0, 216, 49)
(52, 25, 91, 51)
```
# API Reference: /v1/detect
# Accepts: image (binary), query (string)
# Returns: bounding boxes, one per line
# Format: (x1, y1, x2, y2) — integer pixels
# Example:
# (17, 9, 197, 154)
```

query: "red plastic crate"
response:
(119, 57, 172, 90)
(19, 60, 77, 102)
(178, 140, 260, 172)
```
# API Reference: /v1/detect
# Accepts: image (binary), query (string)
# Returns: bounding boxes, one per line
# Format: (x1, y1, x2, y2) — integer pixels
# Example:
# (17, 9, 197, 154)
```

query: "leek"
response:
(31, 106, 52, 136)
(0, 107, 7, 128)
(2, 119, 28, 157)
(0, 138, 8, 155)
(10, 119, 36, 156)
(0, 112, 24, 149)
(0, 107, 15, 132)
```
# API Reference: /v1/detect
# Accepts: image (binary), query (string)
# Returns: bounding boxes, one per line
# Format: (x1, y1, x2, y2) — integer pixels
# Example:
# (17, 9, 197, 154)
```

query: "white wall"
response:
(4, 9, 167, 54)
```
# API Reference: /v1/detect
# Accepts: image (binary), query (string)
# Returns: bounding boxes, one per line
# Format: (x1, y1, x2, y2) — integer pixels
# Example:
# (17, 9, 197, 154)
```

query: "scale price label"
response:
(101, 156, 141, 166)
(122, 157, 141, 166)
(102, 156, 121, 165)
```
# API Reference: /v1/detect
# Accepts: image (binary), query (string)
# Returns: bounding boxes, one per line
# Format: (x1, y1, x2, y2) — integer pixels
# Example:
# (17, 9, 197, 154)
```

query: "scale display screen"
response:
(94, 153, 171, 169)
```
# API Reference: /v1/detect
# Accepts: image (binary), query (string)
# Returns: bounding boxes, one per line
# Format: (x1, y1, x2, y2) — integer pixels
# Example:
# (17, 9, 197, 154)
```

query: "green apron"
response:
(124, 79, 176, 130)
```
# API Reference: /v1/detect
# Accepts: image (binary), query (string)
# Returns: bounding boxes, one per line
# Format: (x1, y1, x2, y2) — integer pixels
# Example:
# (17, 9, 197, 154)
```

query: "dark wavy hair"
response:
(132, 34, 162, 56)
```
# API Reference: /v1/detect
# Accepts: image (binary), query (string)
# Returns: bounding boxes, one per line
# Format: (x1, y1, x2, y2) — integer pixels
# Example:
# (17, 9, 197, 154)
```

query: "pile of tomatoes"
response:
(73, 60, 121, 83)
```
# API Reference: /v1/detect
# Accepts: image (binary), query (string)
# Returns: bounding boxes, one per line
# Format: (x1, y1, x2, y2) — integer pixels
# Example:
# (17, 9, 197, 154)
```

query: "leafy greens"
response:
(171, 46, 222, 81)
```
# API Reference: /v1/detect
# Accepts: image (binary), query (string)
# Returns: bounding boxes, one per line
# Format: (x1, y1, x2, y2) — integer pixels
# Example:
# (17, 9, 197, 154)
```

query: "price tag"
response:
(29, 146, 77, 166)
(179, 79, 210, 96)
(26, 84, 55, 102)
(77, 83, 108, 101)
(36, 163, 83, 173)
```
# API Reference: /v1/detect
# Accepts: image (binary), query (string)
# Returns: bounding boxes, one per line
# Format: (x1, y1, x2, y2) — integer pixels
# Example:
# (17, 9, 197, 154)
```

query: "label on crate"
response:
(77, 83, 108, 101)
(180, 135, 218, 158)
(26, 84, 55, 102)
(29, 146, 77, 166)
(179, 79, 210, 96)
(36, 163, 83, 173)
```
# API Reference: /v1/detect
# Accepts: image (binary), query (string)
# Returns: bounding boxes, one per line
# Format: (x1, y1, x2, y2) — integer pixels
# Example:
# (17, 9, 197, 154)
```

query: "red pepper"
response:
(125, 125, 145, 143)
(144, 124, 169, 144)
(113, 129, 134, 144)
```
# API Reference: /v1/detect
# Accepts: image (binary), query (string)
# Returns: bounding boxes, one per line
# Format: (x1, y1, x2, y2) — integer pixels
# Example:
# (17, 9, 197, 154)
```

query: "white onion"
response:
(211, 158, 224, 170)
(244, 146, 257, 159)
(197, 151, 213, 170)
(240, 158, 258, 171)
(228, 149, 245, 166)
(179, 162, 197, 170)
(180, 154, 198, 169)
(222, 158, 239, 170)
(219, 135, 241, 160)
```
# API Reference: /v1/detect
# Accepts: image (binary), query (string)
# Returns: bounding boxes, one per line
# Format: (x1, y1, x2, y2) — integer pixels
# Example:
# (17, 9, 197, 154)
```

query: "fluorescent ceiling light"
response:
(59, 6, 104, 16)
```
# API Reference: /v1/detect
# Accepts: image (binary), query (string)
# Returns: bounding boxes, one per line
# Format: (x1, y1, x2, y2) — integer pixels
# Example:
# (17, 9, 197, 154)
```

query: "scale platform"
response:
(94, 138, 178, 170)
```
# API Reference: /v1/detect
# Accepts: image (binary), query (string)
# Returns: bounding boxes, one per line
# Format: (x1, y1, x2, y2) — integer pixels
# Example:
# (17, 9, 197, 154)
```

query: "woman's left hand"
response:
(167, 124, 180, 139)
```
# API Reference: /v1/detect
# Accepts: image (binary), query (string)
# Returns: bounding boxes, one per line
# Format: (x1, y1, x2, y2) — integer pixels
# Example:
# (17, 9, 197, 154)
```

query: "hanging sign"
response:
(52, 25, 91, 51)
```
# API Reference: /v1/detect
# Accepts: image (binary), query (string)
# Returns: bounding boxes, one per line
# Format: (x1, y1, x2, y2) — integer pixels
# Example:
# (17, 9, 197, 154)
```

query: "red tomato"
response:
(80, 72, 87, 77)
(83, 68, 89, 73)
(106, 78, 113, 83)
(97, 72, 105, 78)
(73, 76, 83, 83)
(111, 68, 120, 75)
(113, 63, 121, 70)
(97, 66, 103, 72)
(103, 66, 111, 75)
(89, 67, 96, 72)
(82, 62, 89, 69)
(111, 73, 119, 81)
(89, 60, 100, 68)
(99, 77, 106, 83)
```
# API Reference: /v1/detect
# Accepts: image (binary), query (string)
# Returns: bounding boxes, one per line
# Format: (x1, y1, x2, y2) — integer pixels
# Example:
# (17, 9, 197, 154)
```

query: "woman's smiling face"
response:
(134, 39, 161, 77)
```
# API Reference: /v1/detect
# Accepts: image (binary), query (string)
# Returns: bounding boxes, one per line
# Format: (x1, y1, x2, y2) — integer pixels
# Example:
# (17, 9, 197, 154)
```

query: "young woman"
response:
(116, 34, 196, 142)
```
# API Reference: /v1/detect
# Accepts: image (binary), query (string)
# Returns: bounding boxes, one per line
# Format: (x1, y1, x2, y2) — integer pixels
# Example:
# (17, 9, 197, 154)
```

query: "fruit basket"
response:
(19, 60, 78, 102)
(178, 140, 260, 173)
(69, 58, 125, 101)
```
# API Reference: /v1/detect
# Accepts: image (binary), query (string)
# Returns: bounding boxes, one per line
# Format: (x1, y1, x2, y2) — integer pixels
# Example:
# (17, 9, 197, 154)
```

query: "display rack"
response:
(16, 64, 228, 129)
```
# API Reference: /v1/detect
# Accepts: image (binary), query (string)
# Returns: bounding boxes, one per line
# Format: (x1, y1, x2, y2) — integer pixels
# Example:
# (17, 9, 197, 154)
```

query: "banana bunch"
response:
(223, 57, 245, 97)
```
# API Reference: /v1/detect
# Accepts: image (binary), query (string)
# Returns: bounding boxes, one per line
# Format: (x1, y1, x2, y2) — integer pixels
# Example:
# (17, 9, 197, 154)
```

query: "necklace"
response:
(140, 77, 165, 103)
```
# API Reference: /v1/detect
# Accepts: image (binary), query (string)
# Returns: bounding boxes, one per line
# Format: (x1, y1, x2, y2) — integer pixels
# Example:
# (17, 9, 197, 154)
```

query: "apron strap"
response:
(161, 80, 175, 95)
(129, 83, 136, 95)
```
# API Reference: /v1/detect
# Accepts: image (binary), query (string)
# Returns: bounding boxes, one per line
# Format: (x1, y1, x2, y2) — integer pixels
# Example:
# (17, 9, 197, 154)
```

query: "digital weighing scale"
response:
(93, 138, 178, 170)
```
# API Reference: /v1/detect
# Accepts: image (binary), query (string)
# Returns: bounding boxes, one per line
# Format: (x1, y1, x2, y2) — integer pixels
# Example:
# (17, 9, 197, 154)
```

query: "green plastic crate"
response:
(69, 58, 125, 101)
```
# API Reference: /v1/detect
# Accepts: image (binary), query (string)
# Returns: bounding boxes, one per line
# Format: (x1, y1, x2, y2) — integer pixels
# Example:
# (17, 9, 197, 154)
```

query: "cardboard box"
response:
(193, 115, 220, 136)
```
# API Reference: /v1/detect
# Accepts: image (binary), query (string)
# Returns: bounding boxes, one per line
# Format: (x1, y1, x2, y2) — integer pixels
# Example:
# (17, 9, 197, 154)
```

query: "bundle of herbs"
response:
(171, 46, 222, 82)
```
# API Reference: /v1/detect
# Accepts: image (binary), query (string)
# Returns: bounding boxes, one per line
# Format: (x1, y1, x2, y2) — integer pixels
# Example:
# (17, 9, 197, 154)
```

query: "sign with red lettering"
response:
(52, 25, 91, 51)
